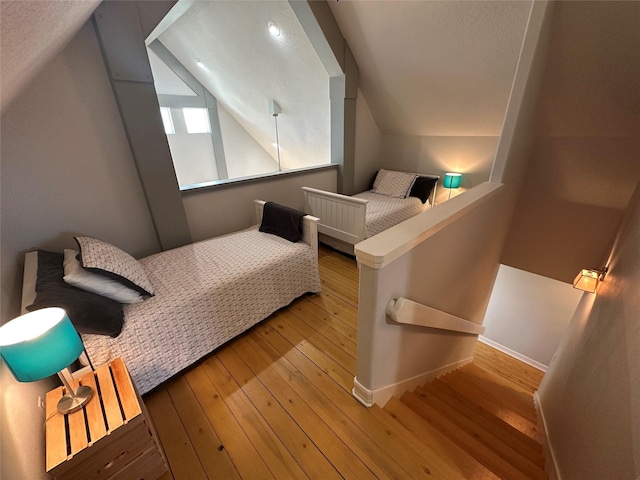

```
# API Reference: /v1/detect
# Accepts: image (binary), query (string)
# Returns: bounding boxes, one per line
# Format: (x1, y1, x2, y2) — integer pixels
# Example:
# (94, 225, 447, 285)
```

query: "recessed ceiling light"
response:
(196, 59, 206, 69)
(268, 21, 280, 37)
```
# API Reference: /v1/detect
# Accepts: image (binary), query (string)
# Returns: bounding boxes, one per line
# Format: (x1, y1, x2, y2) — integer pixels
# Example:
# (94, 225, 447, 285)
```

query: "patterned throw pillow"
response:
(74, 236, 154, 296)
(371, 169, 417, 198)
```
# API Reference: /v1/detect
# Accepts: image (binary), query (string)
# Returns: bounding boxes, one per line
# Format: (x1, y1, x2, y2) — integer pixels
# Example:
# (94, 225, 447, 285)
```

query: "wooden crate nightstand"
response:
(45, 358, 168, 480)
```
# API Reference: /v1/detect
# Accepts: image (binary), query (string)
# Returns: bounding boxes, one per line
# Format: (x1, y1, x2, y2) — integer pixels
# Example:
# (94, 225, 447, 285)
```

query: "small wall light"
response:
(573, 267, 608, 293)
(444, 172, 462, 200)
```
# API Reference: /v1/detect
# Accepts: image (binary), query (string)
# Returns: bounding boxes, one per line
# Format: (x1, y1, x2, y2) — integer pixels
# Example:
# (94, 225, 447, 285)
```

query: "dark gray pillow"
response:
(409, 176, 438, 204)
(26, 250, 125, 337)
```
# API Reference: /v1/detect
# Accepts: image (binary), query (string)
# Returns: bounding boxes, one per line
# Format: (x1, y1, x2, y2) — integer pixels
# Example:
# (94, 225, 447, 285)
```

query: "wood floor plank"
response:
(242, 330, 425, 480)
(255, 324, 447, 480)
(319, 257, 359, 284)
(230, 335, 378, 480)
(184, 367, 275, 479)
(166, 377, 241, 480)
(293, 296, 357, 343)
(200, 356, 308, 479)
(216, 347, 343, 480)
(320, 278, 359, 308)
(265, 314, 354, 392)
(318, 263, 359, 294)
(145, 387, 207, 480)
(309, 290, 359, 329)
(280, 308, 356, 364)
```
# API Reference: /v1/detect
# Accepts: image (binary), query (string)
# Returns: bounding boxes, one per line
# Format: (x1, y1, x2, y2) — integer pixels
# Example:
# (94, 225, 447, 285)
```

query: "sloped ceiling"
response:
(156, 0, 331, 169)
(0, 0, 100, 113)
(328, 0, 532, 136)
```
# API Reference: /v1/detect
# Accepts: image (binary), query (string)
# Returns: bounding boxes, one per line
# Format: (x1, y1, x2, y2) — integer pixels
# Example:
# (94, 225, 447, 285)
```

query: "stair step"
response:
(415, 385, 546, 477)
(428, 379, 544, 464)
(401, 391, 546, 480)
(383, 397, 500, 480)
(473, 343, 544, 396)
(440, 369, 543, 442)
(458, 364, 538, 421)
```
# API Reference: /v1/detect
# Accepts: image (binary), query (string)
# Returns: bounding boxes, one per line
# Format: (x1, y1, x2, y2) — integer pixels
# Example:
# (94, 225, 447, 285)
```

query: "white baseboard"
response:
(479, 336, 548, 372)
(534, 392, 560, 480)
(352, 377, 374, 407)
(352, 357, 472, 408)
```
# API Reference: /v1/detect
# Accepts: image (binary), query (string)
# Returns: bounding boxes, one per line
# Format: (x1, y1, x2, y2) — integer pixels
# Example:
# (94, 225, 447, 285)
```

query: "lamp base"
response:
(57, 385, 93, 414)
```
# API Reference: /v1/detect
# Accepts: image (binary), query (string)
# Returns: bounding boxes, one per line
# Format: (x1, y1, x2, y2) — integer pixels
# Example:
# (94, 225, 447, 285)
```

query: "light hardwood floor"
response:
(145, 245, 544, 479)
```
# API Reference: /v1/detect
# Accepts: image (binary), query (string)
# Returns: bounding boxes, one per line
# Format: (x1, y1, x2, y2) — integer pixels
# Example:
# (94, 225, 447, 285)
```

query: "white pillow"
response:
(371, 169, 417, 198)
(63, 249, 144, 304)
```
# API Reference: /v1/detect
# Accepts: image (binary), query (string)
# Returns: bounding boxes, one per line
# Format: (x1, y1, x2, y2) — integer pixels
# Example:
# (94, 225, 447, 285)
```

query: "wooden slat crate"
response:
(45, 358, 168, 480)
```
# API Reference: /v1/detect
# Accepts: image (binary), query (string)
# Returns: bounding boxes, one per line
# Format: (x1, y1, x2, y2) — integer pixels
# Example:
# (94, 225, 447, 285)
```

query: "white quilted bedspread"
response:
(81, 228, 321, 394)
(354, 191, 430, 239)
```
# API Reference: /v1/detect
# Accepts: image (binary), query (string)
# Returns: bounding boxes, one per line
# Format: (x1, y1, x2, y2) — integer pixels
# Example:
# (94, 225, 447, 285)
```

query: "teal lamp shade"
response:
(444, 172, 462, 189)
(1, 307, 92, 414)
(0, 307, 83, 382)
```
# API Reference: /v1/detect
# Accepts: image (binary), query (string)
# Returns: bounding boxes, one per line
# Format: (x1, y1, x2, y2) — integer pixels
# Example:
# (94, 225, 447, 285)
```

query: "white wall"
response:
(482, 265, 582, 369)
(0, 22, 160, 480)
(537, 180, 640, 480)
(353, 89, 382, 193)
(218, 104, 278, 178)
(355, 184, 509, 405)
(500, 1, 640, 284)
(167, 108, 219, 187)
(182, 167, 337, 242)
(380, 134, 498, 204)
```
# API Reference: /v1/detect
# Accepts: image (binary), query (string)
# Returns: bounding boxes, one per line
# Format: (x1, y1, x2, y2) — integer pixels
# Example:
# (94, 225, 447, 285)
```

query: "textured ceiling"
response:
(0, 0, 100, 113)
(157, 1, 331, 169)
(328, 0, 532, 136)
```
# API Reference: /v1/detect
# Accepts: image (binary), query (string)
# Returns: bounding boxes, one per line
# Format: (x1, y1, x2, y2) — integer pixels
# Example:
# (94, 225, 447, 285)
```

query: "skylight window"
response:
(183, 108, 211, 134)
(160, 107, 175, 135)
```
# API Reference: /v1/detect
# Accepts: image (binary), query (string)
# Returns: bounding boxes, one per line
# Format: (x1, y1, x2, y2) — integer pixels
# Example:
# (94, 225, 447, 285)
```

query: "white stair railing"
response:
(386, 297, 485, 335)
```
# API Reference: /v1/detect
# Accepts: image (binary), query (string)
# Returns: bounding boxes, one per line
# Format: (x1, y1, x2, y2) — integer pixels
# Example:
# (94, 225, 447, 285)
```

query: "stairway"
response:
(380, 362, 548, 480)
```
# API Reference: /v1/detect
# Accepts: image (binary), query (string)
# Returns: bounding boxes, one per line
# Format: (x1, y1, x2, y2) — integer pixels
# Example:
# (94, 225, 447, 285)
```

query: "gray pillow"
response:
(74, 236, 154, 297)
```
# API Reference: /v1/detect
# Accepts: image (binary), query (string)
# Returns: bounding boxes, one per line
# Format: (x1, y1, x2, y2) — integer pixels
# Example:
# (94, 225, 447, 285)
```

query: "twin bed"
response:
(21, 201, 321, 394)
(303, 169, 439, 255)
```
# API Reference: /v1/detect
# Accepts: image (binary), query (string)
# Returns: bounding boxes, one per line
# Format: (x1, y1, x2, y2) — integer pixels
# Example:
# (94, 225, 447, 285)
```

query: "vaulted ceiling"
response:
(0, 0, 100, 112)
(328, 0, 532, 136)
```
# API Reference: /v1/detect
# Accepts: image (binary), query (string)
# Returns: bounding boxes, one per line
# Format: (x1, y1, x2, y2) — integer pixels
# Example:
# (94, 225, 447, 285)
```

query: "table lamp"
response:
(444, 172, 462, 200)
(0, 307, 93, 414)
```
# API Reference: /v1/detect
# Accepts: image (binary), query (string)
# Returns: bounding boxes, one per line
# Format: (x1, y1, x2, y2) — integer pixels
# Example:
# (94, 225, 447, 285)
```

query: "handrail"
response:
(386, 297, 485, 335)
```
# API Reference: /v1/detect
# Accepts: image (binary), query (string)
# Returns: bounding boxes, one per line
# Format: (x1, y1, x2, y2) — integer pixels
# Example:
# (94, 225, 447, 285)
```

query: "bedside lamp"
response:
(444, 172, 462, 200)
(0, 307, 93, 414)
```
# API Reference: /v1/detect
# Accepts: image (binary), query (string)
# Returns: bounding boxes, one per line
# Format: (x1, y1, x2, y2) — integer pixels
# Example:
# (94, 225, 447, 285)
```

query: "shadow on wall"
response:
(502, 194, 629, 285)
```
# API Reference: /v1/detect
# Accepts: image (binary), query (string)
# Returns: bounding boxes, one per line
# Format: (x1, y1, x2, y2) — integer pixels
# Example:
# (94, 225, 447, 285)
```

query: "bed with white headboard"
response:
(21, 200, 320, 394)
(302, 170, 439, 255)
